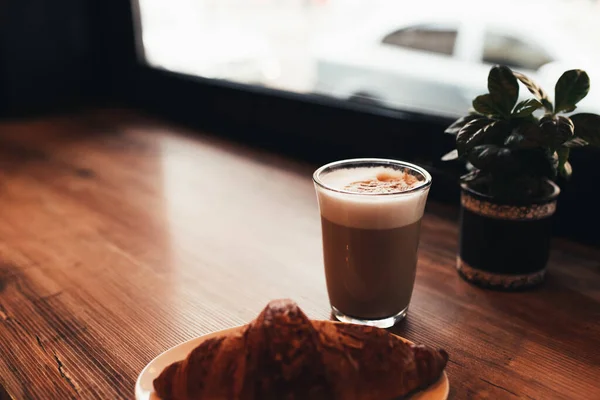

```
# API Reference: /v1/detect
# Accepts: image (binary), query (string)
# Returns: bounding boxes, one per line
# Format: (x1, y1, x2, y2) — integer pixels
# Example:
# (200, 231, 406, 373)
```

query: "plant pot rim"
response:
(460, 179, 560, 206)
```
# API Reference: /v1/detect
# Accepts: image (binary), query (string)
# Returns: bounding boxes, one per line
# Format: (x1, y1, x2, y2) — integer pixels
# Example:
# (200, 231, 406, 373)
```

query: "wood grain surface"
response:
(0, 110, 598, 400)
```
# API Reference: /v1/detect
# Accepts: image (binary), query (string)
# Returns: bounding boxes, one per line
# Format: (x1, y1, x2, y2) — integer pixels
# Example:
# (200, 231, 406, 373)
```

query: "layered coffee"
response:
(315, 165, 429, 321)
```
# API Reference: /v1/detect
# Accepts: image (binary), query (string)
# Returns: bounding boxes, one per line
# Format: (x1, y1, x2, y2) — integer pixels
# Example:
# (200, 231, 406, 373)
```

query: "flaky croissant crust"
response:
(154, 299, 448, 400)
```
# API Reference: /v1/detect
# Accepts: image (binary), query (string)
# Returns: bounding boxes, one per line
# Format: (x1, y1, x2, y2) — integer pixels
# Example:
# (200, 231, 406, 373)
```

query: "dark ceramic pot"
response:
(457, 180, 560, 290)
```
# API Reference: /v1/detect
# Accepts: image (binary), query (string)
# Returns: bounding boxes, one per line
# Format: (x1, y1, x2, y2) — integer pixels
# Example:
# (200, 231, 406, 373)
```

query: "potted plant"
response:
(443, 65, 600, 290)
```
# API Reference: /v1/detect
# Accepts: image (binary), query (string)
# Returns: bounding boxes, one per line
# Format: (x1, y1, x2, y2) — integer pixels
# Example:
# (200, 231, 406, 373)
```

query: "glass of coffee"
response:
(313, 158, 432, 328)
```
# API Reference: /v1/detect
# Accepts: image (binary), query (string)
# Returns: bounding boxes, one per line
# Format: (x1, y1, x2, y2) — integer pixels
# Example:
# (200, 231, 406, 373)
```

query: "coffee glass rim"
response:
(313, 158, 432, 197)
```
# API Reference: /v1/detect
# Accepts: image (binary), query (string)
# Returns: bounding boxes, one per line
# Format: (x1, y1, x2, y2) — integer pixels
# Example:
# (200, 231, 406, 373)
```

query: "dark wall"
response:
(0, 0, 136, 117)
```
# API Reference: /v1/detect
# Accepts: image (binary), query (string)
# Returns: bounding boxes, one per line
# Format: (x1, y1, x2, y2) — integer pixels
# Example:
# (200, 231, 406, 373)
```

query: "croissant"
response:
(153, 299, 448, 400)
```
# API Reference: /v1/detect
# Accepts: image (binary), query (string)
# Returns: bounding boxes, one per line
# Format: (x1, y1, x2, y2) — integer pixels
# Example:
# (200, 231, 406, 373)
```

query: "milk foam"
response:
(316, 167, 429, 230)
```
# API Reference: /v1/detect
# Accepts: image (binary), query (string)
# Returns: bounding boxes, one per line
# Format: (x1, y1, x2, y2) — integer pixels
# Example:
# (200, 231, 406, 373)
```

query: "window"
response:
(135, 0, 600, 120)
(482, 32, 553, 71)
(382, 25, 458, 56)
(130, 0, 600, 242)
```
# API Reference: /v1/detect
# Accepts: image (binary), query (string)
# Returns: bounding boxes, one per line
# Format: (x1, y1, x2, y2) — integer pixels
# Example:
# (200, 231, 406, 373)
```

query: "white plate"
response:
(136, 326, 449, 400)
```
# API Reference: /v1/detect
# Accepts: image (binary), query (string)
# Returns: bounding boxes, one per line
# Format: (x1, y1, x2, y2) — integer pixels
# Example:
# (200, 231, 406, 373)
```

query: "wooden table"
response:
(0, 110, 599, 400)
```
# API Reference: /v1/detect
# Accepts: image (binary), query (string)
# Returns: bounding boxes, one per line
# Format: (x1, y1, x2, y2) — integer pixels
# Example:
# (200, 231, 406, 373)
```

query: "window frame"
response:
(121, 0, 600, 245)
(131, 65, 461, 203)
(128, 1, 463, 203)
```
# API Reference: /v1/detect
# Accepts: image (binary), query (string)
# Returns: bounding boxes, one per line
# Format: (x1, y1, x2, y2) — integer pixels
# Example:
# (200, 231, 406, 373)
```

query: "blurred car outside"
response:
(313, 0, 600, 118)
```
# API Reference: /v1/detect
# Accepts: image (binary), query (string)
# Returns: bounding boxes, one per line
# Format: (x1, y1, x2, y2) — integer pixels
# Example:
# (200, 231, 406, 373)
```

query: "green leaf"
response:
(556, 116, 575, 145)
(570, 113, 600, 146)
(441, 149, 459, 161)
(556, 147, 571, 178)
(561, 161, 573, 179)
(467, 120, 510, 146)
(540, 116, 574, 149)
(563, 137, 589, 148)
(512, 99, 543, 117)
(467, 144, 519, 174)
(459, 119, 511, 157)
(515, 148, 558, 180)
(488, 65, 519, 116)
(504, 123, 545, 149)
(460, 170, 481, 183)
(482, 120, 512, 146)
(472, 94, 500, 116)
(513, 71, 552, 112)
(445, 114, 480, 135)
(504, 133, 527, 148)
(519, 122, 546, 143)
(456, 117, 493, 155)
(555, 69, 590, 114)
(550, 150, 560, 177)
(556, 147, 570, 165)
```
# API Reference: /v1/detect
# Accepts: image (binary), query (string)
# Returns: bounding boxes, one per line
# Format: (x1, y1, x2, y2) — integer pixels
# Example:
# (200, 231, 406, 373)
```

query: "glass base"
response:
(331, 306, 408, 328)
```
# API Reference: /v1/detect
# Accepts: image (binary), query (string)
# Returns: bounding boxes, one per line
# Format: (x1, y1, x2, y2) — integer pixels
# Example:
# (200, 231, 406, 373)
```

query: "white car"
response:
(313, 1, 600, 118)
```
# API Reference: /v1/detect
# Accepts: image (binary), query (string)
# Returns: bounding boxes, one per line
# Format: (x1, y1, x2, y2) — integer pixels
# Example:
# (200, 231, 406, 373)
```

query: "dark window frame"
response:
(131, 66, 461, 200)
